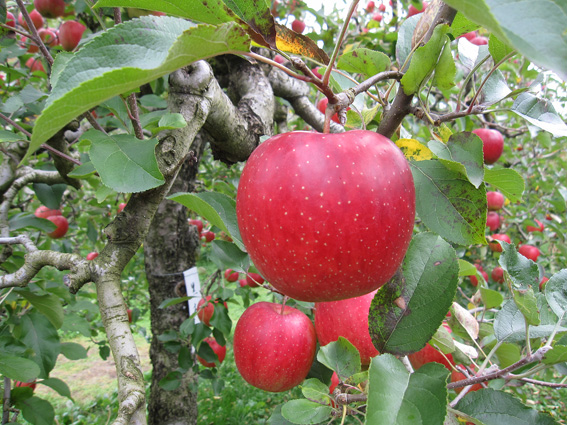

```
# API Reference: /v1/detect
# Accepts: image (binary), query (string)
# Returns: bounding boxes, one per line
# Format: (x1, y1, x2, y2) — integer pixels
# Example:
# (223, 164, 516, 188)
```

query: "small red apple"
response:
(196, 296, 228, 326)
(407, 1, 427, 17)
(34, 0, 66, 18)
(188, 218, 204, 234)
(372, 12, 383, 22)
(472, 128, 504, 165)
(469, 36, 488, 46)
(315, 290, 380, 366)
(486, 211, 500, 231)
(291, 19, 305, 34)
(46, 215, 69, 239)
(6, 12, 16, 28)
(539, 276, 549, 291)
(117, 202, 126, 213)
(245, 272, 265, 288)
(491, 266, 504, 284)
(238, 278, 248, 288)
(15, 380, 37, 391)
(38, 28, 58, 47)
(317, 97, 350, 124)
(233, 302, 317, 392)
(311, 67, 322, 79)
(489, 234, 511, 252)
(460, 31, 477, 41)
(197, 337, 227, 368)
(18, 10, 44, 31)
(86, 252, 99, 261)
(224, 269, 239, 282)
(274, 54, 285, 64)
(366, 1, 375, 12)
(25, 57, 45, 73)
(526, 219, 544, 233)
(329, 371, 339, 393)
(486, 191, 505, 211)
(127, 308, 133, 323)
(469, 269, 487, 287)
(378, 4, 386, 12)
(518, 244, 540, 262)
(58, 20, 86, 51)
(35, 206, 62, 219)
(201, 230, 215, 242)
(408, 343, 454, 371)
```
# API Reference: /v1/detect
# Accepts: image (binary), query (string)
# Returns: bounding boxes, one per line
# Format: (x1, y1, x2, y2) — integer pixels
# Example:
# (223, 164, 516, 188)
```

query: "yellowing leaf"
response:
(396, 138, 433, 161)
(275, 24, 330, 65)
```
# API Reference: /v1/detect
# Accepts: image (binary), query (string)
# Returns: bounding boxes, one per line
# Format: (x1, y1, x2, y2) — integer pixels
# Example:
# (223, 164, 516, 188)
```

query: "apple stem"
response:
(280, 296, 288, 315)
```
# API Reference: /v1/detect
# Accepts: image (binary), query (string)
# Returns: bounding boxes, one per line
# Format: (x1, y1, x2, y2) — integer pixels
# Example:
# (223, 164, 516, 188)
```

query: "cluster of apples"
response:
(5, 0, 86, 73)
(188, 218, 216, 244)
(34, 205, 68, 239)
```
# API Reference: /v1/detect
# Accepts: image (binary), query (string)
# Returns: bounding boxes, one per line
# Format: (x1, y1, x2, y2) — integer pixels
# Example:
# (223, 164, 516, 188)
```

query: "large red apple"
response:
(489, 233, 511, 252)
(58, 20, 85, 51)
(486, 191, 505, 211)
(408, 343, 454, 371)
(233, 301, 317, 392)
(518, 244, 540, 262)
(46, 215, 69, 239)
(197, 337, 227, 368)
(35, 206, 62, 219)
(236, 131, 415, 302)
(486, 211, 500, 231)
(472, 129, 504, 164)
(34, 0, 66, 18)
(314, 290, 380, 366)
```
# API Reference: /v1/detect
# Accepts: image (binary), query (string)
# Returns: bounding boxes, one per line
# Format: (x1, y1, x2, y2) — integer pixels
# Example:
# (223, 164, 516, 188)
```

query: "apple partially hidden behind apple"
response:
(236, 130, 415, 302)
(486, 211, 500, 231)
(18, 9, 44, 31)
(224, 269, 239, 282)
(472, 128, 504, 165)
(315, 290, 379, 366)
(233, 302, 317, 392)
(197, 337, 226, 368)
(245, 271, 265, 288)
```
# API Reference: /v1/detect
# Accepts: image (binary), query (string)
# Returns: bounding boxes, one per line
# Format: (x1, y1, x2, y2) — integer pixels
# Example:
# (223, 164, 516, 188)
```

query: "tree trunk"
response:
(143, 133, 205, 425)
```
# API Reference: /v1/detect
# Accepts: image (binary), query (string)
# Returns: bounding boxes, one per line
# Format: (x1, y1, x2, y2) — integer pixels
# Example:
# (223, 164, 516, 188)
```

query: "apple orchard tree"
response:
(1, 0, 567, 424)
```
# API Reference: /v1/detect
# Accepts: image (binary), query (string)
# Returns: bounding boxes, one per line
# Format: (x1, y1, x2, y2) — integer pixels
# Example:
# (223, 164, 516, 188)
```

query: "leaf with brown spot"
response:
(222, 0, 276, 48)
(275, 24, 330, 65)
(337, 48, 391, 77)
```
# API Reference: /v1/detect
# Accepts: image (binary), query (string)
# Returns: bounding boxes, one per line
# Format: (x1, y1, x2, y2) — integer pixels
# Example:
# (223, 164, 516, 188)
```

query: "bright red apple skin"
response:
(6, 12, 16, 28)
(329, 371, 339, 393)
(34, 0, 66, 18)
(197, 337, 227, 368)
(472, 128, 504, 165)
(291, 19, 305, 34)
(86, 252, 99, 261)
(539, 276, 549, 291)
(366, 1, 375, 12)
(451, 369, 483, 393)
(318, 97, 343, 124)
(15, 380, 37, 391)
(246, 272, 264, 288)
(46, 215, 69, 239)
(233, 302, 317, 392)
(38, 28, 58, 47)
(197, 295, 227, 326)
(202, 230, 215, 242)
(224, 269, 239, 282)
(469, 269, 488, 287)
(489, 233, 511, 252)
(127, 308, 133, 323)
(491, 266, 504, 284)
(58, 20, 86, 51)
(18, 10, 44, 31)
(460, 31, 477, 41)
(372, 12, 383, 22)
(237, 131, 415, 302)
(315, 290, 380, 365)
(526, 219, 544, 233)
(188, 218, 204, 234)
(518, 244, 540, 262)
(486, 191, 505, 211)
(486, 211, 500, 231)
(469, 36, 488, 46)
(407, 1, 427, 17)
(408, 343, 454, 371)
(117, 202, 126, 213)
(35, 206, 62, 219)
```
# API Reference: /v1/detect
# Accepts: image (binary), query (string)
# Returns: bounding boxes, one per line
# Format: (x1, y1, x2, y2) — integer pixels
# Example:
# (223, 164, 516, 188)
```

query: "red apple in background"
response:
(469, 270, 488, 287)
(38, 28, 58, 47)
(238, 278, 248, 287)
(46, 215, 68, 239)
(246, 272, 265, 288)
(25, 57, 45, 73)
(378, 4, 386, 11)
(15, 380, 37, 391)
(197, 295, 228, 326)
(539, 276, 549, 291)
(451, 368, 483, 393)
(366, 1, 375, 12)
(311, 67, 322, 79)
(486, 191, 505, 211)
(86, 252, 99, 261)
(117, 202, 126, 213)
(526, 219, 544, 233)
(518, 244, 540, 262)
(234, 302, 317, 392)
(188, 218, 204, 234)
(6, 12, 16, 28)
(274, 54, 285, 64)
(291, 18, 305, 34)
(489, 234, 511, 252)
(372, 12, 382, 22)
(329, 371, 339, 393)
(224, 269, 239, 282)
(35, 206, 62, 218)
(469, 36, 488, 46)
(236, 131, 415, 302)
(472, 128, 504, 164)
(127, 308, 133, 323)
(59, 20, 86, 51)
(21, 36, 40, 53)
(491, 266, 504, 284)
(34, 0, 66, 18)
(197, 337, 226, 368)
(315, 290, 380, 365)
(407, 1, 427, 17)
(18, 9, 44, 30)
(460, 31, 477, 41)
(486, 211, 500, 231)
(408, 343, 454, 371)
(202, 230, 215, 242)
(318, 97, 341, 123)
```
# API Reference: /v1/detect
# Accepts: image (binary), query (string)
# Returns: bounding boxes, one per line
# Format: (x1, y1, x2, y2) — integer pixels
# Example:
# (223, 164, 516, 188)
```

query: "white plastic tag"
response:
(183, 267, 202, 324)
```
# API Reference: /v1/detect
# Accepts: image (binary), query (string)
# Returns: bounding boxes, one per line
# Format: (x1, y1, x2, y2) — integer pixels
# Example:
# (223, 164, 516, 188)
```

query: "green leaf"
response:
(401, 25, 450, 95)
(366, 355, 448, 425)
(41, 377, 73, 401)
(544, 268, 567, 323)
(428, 132, 484, 188)
(18, 312, 61, 378)
(61, 313, 92, 338)
(0, 129, 27, 142)
(494, 343, 521, 368)
(15, 396, 55, 425)
(410, 159, 487, 245)
(542, 345, 567, 365)
(168, 191, 244, 250)
(484, 168, 524, 203)
(511, 92, 567, 138)
(456, 388, 556, 425)
(32, 183, 66, 209)
(338, 48, 391, 77)
(396, 15, 421, 67)
(317, 337, 361, 379)
(512, 287, 540, 326)
(27, 18, 250, 158)
(94, 0, 235, 24)
(60, 342, 88, 360)
(209, 303, 232, 336)
(222, 0, 275, 48)
(441, 0, 567, 82)
(8, 213, 56, 233)
(269, 405, 295, 425)
(17, 290, 64, 330)
(449, 12, 480, 39)
(159, 371, 183, 390)
(458, 259, 477, 277)
(301, 378, 331, 403)
(281, 399, 332, 425)
(479, 70, 512, 106)
(178, 345, 192, 371)
(210, 240, 249, 272)
(488, 34, 515, 65)
(0, 353, 40, 382)
(155, 112, 187, 131)
(81, 130, 164, 193)
(368, 233, 459, 355)
(159, 296, 194, 309)
(498, 242, 540, 290)
(430, 324, 455, 354)
(432, 40, 456, 91)
(479, 287, 504, 309)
